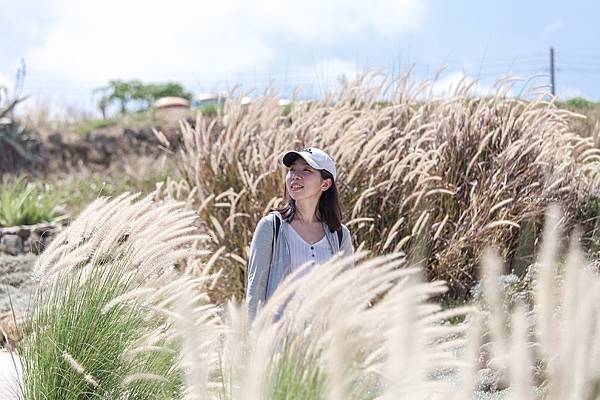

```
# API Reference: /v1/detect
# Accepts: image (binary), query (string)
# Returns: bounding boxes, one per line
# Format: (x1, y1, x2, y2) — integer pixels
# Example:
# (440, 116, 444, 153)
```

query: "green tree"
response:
(95, 80, 193, 116)
(564, 96, 596, 109)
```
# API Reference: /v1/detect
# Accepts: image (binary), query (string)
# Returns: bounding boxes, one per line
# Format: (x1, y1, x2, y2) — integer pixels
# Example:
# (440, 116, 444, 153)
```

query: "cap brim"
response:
(282, 151, 320, 170)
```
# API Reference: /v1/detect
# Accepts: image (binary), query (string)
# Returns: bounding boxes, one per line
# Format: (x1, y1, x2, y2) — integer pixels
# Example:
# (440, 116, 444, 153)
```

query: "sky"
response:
(1, 0, 599, 117)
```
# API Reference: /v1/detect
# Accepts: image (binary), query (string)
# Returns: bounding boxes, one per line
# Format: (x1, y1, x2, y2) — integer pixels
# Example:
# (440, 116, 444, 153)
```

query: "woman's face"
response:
(286, 158, 331, 201)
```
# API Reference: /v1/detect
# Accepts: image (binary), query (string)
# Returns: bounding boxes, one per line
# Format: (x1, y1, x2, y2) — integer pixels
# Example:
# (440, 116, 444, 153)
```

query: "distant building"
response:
(153, 97, 190, 109)
(153, 96, 190, 124)
(193, 93, 227, 107)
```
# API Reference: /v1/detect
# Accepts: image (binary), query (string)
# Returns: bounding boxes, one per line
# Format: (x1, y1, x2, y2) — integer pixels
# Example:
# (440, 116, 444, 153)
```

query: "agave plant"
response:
(0, 61, 41, 174)
(0, 176, 58, 227)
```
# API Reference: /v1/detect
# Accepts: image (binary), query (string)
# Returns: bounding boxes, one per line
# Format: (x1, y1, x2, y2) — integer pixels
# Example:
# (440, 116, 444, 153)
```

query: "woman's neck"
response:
(294, 199, 320, 224)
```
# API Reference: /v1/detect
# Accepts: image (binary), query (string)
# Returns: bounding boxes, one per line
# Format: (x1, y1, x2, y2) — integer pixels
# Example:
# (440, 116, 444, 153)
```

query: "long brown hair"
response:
(274, 169, 343, 231)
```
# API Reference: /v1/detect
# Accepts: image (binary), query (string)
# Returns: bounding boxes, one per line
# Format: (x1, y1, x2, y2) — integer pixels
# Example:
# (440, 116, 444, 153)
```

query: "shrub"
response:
(563, 96, 596, 109)
(73, 118, 119, 135)
(0, 61, 41, 173)
(558, 97, 600, 147)
(0, 177, 58, 227)
(19, 259, 183, 399)
(282, 103, 292, 117)
(19, 194, 219, 399)
(199, 103, 218, 118)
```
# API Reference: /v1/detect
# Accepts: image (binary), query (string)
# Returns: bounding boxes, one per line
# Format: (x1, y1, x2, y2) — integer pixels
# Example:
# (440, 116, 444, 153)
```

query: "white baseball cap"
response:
(282, 147, 337, 181)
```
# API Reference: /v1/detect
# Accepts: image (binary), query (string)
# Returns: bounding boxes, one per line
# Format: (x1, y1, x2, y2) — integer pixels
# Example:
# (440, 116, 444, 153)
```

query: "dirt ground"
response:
(0, 256, 31, 398)
(0, 351, 20, 399)
(0, 254, 37, 314)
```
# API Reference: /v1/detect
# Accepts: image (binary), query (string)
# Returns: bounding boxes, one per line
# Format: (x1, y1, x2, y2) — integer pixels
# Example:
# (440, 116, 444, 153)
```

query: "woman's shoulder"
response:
(254, 212, 281, 233)
(339, 223, 353, 253)
(263, 211, 283, 224)
(257, 211, 280, 222)
(340, 223, 351, 236)
(328, 223, 351, 245)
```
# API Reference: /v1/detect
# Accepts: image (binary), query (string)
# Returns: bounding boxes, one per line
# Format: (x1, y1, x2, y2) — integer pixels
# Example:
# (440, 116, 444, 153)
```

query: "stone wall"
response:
(0, 223, 59, 256)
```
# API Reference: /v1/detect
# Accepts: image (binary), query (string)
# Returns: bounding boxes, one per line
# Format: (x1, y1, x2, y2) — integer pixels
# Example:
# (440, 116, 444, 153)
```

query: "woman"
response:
(246, 147, 354, 320)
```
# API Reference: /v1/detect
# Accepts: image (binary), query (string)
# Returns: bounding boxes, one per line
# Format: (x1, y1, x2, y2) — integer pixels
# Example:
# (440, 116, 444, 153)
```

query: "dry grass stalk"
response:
(160, 72, 600, 301)
(62, 351, 99, 388)
(21, 195, 600, 399)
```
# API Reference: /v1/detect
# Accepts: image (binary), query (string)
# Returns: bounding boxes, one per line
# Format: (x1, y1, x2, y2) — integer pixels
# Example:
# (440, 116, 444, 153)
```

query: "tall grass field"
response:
(9, 73, 600, 399)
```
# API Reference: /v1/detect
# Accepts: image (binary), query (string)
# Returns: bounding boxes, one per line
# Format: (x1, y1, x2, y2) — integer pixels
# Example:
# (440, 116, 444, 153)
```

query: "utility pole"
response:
(550, 47, 556, 96)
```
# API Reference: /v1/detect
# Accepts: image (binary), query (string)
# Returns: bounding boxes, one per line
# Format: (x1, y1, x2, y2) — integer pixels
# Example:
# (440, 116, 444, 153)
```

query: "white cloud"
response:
(559, 86, 589, 100)
(543, 20, 566, 35)
(26, 1, 271, 83)
(22, 0, 426, 85)
(0, 73, 13, 90)
(249, 0, 426, 40)
(428, 71, 497, 98)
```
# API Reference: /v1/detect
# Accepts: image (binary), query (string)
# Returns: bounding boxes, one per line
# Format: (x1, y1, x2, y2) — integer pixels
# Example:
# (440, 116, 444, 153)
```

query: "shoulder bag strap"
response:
(266, 213, 281, 294)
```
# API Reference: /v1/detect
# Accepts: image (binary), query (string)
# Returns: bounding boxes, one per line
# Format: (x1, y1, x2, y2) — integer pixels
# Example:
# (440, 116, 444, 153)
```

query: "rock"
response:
(0, 235, 22, 256)
(478, 341, 497, 369)
(16, 228, 30, 240)
(0, 311, 25, 351)
(475, 366, 511, 393)
(476, 368, 502, 392)
(32, 225, 56, 253)
(1, 227, 20, 236)
(48, 132, 64, 145)
(0, 253, 38, 313)
(52, 205, 67, 218)
(0, 224, 59, 256)
(32, 223, 56, 236)
(27, 231, 45, 254)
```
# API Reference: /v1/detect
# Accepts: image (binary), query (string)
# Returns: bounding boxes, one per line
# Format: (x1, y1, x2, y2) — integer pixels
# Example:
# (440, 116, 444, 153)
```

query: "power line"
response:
(558, 54, 600, 62)
(9, 49, 599, 102)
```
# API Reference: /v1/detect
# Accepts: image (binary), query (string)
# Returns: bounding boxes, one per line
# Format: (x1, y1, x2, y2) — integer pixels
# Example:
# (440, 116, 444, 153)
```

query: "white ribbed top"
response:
(284, 222, 334, 273)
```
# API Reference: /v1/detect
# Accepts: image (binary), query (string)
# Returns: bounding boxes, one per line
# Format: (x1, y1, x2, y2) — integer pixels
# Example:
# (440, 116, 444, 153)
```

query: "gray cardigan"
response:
(245, 212, 354, 319)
